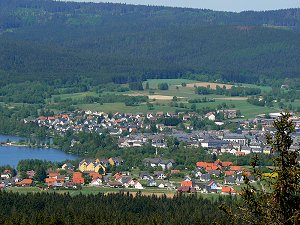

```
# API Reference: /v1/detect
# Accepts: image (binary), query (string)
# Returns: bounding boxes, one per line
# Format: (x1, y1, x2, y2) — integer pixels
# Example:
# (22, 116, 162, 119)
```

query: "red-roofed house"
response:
(230, 166, 244, 172)
(72, 172, 84, 184)
(181, 180, 193, 187)
(206, 165, 221, 171)
(196, 162, 207, 168)
(16, 179, 33, 187)
(242, 171, 251, 177)
(221, 186, 236, 195)
(222, 161, 234, 167)
(45, 178, 57, 187)
(224, 171, 235, 176)
(48, 172, 59, 178)
(89, 172, 102, 179)
(206, 163, 215, 168)
(177, 186, 190, 192)
(113, 173, 123, 180)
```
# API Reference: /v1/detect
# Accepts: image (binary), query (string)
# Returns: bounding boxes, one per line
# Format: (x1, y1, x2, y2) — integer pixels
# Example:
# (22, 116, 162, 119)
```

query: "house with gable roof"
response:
(117, 176, 135, 188)
(221, 186, 236, 195)
(15, 179, 33, 187)
(143, 158, 175, 170)
(205, 180, 221, 193)
(134, 181, 144, 189)
(109, 157, 124, 166)
(79, 159, 106, 174)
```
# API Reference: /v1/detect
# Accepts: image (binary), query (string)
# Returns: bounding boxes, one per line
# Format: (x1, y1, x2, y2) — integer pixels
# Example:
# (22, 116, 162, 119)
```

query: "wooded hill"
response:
(0, 0, 300, 86)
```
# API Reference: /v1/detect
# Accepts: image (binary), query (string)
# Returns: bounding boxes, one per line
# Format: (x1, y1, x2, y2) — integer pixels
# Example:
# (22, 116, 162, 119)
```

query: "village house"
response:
(143, 158, 175, 170)
(223, 133, 248, 146)
(139, 172, 153, 180)
(221, 186, 236, 195)
(117, 176, 135, 188)
(133, 181, 144, 189)
(108, 157, 124, 166)
(15, 179, 33, 187)
(147, 179, 157, 187)
(79, 159, 107, 174)
(1, 171, 11, 180)
(72, 172, 85, 185)
(61, 163, 75, 171)
(108, 181, 123, 188)
(218, 110, 237, 119)
(154, 171, 167, 180)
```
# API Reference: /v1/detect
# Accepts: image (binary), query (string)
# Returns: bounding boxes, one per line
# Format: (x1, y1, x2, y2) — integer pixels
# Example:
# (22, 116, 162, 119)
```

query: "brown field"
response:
(182, 82, 234, 90)
(123, 93, 180, 101)
(148, 95, 174, 100)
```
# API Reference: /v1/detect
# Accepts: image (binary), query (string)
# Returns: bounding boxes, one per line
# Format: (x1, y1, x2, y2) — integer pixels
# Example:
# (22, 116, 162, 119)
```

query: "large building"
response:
(79, 159, 107, 174)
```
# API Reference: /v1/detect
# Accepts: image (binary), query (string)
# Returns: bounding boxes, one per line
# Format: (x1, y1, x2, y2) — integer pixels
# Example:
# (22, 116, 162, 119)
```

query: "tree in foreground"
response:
(220, 113, 300, 224)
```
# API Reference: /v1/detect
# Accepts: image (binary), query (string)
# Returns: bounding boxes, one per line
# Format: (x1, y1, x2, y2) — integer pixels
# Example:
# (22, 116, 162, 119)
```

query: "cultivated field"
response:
(47, 79, 299, 119)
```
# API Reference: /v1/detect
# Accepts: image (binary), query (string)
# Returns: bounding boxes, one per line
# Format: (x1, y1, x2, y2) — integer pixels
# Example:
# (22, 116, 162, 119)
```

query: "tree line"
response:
(0, 191, 234, 225)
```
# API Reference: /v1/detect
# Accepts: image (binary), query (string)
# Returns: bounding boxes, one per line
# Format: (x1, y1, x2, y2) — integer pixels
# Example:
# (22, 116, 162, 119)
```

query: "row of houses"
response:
(178, 179, 236, 195)
(31, 109, 300, 157)
(78, 157, 124, 174)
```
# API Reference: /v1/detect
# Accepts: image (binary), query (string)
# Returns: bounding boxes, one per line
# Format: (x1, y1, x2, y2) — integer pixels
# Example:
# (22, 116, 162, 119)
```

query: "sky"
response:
(67, 0, 300, 12)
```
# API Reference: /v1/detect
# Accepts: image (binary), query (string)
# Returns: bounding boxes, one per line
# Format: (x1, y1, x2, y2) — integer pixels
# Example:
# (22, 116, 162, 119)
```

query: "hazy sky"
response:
(68, 0, 300, 12)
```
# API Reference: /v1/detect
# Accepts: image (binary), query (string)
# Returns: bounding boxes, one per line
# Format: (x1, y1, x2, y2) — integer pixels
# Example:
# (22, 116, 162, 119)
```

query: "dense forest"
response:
(0, 0, 299, 86)
(0, 191, 233, 225)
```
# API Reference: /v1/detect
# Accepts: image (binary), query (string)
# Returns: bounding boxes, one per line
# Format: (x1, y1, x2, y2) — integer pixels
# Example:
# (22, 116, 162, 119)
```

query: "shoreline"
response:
(0, 142, 51, 148)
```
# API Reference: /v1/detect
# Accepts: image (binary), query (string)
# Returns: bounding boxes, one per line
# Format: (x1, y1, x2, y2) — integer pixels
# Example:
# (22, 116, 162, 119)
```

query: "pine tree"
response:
(220, 113, 300, 224)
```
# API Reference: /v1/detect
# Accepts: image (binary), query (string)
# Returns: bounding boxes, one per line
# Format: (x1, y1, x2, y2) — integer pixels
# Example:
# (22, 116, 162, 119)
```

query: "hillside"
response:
(0, 0, 300, 86)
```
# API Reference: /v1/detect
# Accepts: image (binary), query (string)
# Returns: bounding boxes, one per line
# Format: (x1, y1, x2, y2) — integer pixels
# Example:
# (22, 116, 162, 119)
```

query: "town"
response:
(1, 157, 251, 195)
(32, 109, 300, 154)
(1, 109, 299, 195)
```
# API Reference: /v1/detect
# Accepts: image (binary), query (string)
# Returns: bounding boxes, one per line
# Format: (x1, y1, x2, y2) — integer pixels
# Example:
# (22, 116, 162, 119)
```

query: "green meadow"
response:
(48, 79, 297, 119)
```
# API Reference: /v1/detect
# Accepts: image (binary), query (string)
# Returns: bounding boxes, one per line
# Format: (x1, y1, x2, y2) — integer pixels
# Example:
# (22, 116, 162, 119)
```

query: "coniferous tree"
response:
(220, 113, 300, 224)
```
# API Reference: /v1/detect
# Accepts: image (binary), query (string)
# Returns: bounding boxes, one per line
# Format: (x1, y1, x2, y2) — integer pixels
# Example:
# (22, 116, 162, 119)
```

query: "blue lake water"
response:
(0, 135, 78, 167)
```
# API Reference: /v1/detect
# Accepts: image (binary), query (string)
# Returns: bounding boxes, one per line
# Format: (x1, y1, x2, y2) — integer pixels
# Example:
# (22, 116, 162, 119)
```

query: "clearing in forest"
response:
(182, 82, 234, 90)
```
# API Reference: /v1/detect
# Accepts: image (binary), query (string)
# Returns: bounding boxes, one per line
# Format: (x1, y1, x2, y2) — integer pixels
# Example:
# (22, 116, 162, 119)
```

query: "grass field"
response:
(7, 186, 176, 197)
(51, 91, 98, 101)
(77, 99, 279, 119)
(6, 186, 232, 200)
(48, 79, 298, 119)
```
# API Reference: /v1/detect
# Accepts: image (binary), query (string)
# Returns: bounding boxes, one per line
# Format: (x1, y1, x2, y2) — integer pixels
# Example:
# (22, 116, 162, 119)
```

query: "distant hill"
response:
(0, 0, 299, 86)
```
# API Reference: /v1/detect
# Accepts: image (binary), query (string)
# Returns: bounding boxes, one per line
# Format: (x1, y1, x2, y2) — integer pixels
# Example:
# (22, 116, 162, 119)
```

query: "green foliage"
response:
(0, 81, 55, 104)
(0, 105, 47, 138)
(129, 82, 144, 91)
(53, 131, 118, 156)
(221, 113, 300, 224)
(34, 167, 47, 183)
(0, 1, 299, 88)
(158, 83, 169, 90)
(195, 86, 261, 96)
(0, 191, 233, 225)
(188, 97, 215, 103)
(0, 0, 299, 92)
(17, 159, 60, 172)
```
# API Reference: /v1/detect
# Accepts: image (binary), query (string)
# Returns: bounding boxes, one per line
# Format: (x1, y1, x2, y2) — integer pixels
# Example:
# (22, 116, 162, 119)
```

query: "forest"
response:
(0, 0, 299, 87)
(0, 191, 234, 225)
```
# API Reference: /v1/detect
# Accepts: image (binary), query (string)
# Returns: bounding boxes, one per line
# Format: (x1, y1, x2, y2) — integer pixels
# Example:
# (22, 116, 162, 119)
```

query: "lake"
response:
(0, 135, 78, 167)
